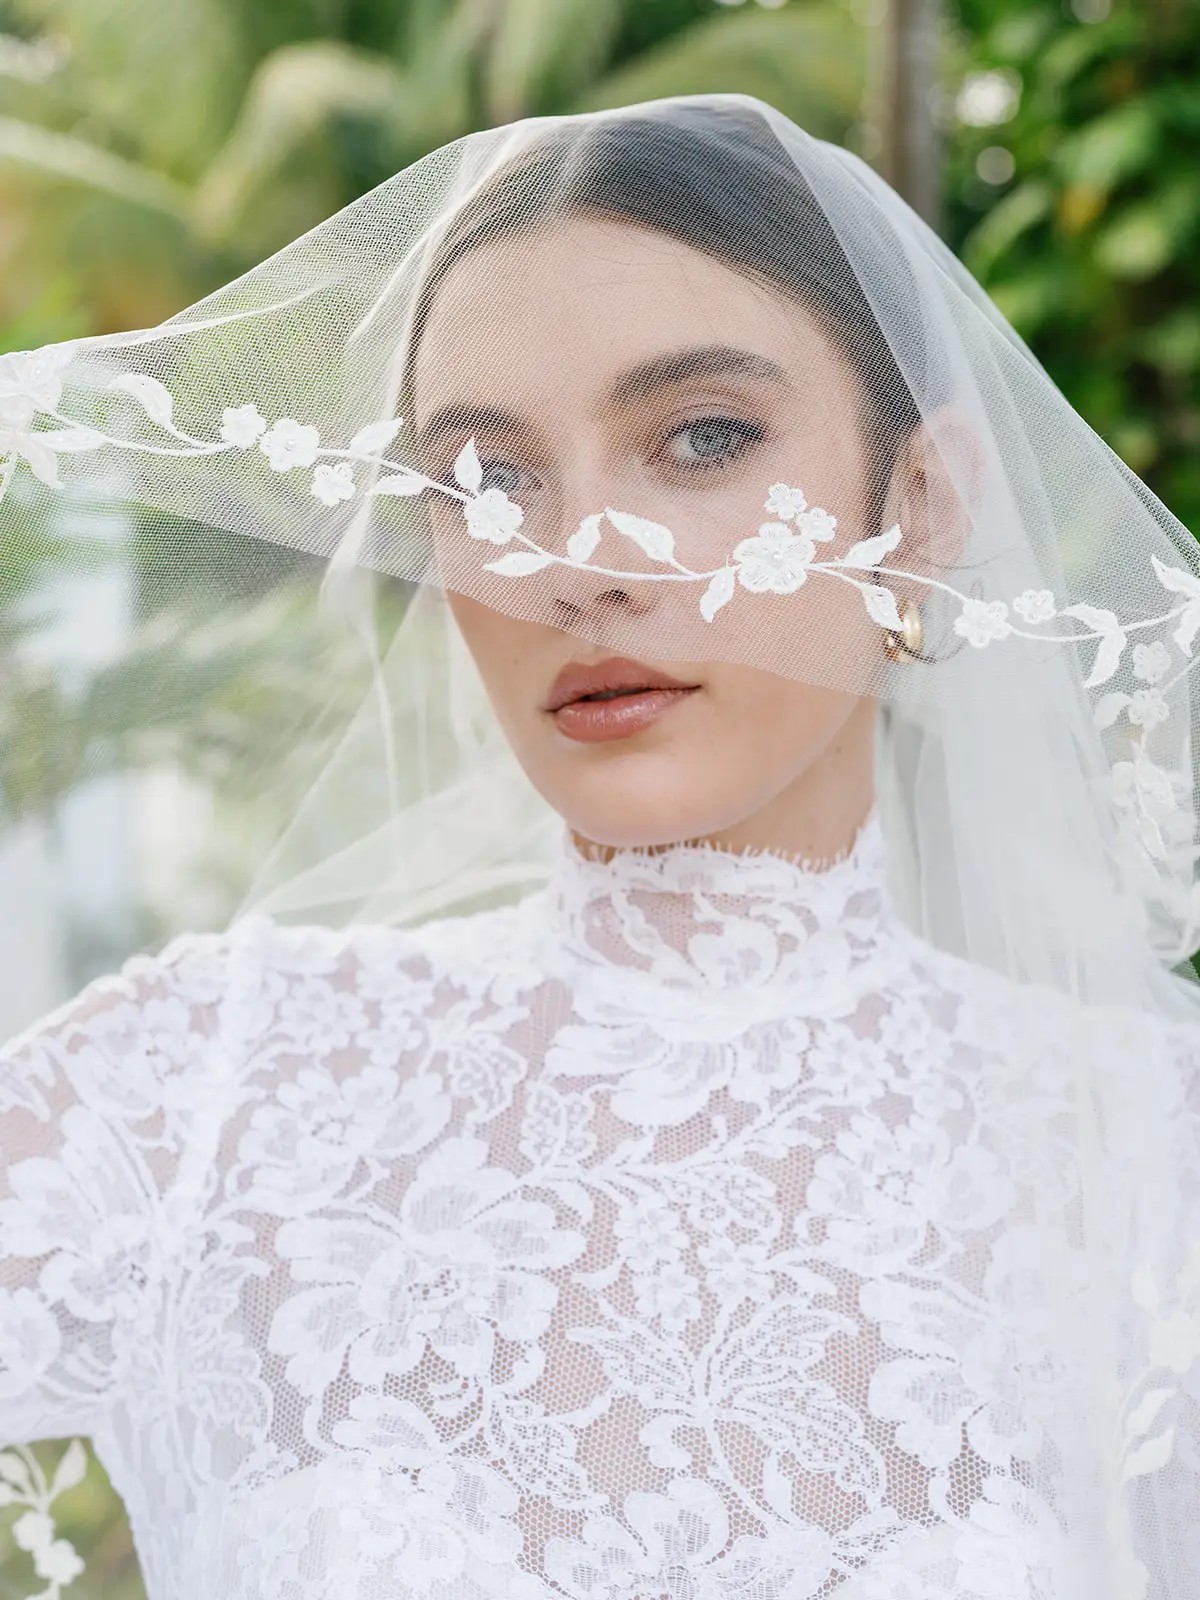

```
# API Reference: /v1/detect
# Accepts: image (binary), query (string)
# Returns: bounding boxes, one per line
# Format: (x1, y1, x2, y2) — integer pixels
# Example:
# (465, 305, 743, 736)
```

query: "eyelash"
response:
(442, 413, 767, 498)
(659, 414, 767, 472)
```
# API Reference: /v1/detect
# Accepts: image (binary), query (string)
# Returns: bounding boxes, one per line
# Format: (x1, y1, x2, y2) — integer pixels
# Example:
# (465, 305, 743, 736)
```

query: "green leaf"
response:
(1037, 18, 1134, 94)
(485, 0, 623, 122)
(1095, 180, 1200, 280)
(983, 261, 1071, 340)
(19, 0, 251, 178)
(576, 6, 866, 144)
(1054, 102, 1159, 196)
(0, 116, 187, 215)
(961, 179, 1052, 277)
(1138, 308, 1200, 377)
(191, 42, 409, 252)
(1094, 204, 1173, 279)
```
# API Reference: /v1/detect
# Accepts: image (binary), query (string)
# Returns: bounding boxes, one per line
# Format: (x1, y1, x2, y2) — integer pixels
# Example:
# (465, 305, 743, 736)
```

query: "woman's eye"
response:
(662, 415, 766, 470)
(479, 459, 536, 499)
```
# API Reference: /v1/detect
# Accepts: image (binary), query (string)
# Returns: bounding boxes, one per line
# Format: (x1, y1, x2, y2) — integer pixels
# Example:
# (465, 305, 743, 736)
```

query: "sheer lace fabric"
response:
(2, 808, 1198, 1600)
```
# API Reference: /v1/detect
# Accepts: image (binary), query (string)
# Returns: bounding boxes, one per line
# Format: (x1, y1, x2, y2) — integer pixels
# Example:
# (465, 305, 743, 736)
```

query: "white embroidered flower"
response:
(733, 521, 816, 594)
(463, 486, 524, 543)
(0, 1287, 62, 1396)
(311, 461, 356, 507)
(27, 1527, 85, 1587)
(270, 1136, 585, 1393)
(259, 417, 320, 471)
(1127, 686, 1169, 730)
(545, 1480, 730, 1600)
(953, 597, 1012, 647)
(764, 481, 807, 519)
(1132, 639, 1171, 684)
(219, 403, 268, 448)
(0, 1107, 175, 1326)
(698, 1236, 775, 1304)
(613, 1198, 687, 1272)
(1012, 588, 1057, 624)
(0, 345, 96, 489)
(239, 1066, 450, 1212)
(808, 1113, 1014, 1275)
(634, 1260, 701, 1333)
(944, 1477, 1072, 1600)
(0, 342, 74, 423)
(795, 504, 838, 542)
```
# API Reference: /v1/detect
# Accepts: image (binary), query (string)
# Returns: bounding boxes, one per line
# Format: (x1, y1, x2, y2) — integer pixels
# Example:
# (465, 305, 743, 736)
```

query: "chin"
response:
(544, 766, 751, 852)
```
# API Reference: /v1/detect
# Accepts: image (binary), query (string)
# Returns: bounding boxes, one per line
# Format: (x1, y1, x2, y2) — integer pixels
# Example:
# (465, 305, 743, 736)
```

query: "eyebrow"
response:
(413, 343, 790, 453)
(607, 343, 790, 404)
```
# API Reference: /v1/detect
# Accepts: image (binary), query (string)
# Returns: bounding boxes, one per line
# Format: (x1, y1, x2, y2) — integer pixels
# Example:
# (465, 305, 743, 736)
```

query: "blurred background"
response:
(0, 0, 1197, 1594)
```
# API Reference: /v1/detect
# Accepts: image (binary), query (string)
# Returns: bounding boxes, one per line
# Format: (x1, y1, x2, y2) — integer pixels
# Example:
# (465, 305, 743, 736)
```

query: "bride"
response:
(2, 94, 1199, 1600)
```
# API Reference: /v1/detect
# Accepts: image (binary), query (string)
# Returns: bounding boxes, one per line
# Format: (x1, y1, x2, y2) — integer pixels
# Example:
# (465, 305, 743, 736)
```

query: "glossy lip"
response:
(544, 656, 702, 745)
(544, 656, 700, 713)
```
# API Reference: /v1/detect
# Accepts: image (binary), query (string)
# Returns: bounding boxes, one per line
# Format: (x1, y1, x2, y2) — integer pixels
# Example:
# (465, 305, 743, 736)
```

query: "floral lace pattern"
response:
(3, 807, 1198, 1599)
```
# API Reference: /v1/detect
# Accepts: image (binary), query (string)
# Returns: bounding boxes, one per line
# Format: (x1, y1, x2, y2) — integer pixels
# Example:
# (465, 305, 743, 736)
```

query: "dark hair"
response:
(401, 98, 924, 530)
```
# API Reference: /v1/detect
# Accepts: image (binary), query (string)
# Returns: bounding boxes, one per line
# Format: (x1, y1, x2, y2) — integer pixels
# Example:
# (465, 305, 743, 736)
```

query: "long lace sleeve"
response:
(0, 930, 233, 1450)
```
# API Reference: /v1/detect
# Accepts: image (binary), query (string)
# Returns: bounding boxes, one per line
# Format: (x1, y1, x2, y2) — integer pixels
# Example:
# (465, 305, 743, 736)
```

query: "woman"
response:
(1, 94, 1199, 1599)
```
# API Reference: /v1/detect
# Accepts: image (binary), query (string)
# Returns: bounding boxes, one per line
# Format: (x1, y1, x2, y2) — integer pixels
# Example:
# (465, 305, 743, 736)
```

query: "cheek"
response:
(715, 669, 862, 773)
(444, 593, 537, 727)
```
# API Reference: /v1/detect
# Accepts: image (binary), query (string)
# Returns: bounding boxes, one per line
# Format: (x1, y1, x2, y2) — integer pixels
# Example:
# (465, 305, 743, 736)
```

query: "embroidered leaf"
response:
(1151, 553, 1200, 603)
(0, 1450, 33, 1491)
(864, 583, 903, 631)
(484, 550, 556, 576)
(840, 522, 902, 569)
(51, 1438, 88, 1496)
(1093, 691, 1131, 730)
(604, 506, 675, 563)
(20, 437, 60, 488)
(567, 513, 603, 564)
(762, 1449, 795, 1519)
(108, 372, 175, 429)
(36, 427, 105, 451)
(1126, 1387, 1175, 1441)
(700, 567, 736, 622)
(453, 437, 483, 494)
(348, 417, 403, 456)
(1062, 604, 1127, 687)
(1173, 604, 1200, 657)
(1120, 1424, 1175, 1483)
(370, 471, 426, 497)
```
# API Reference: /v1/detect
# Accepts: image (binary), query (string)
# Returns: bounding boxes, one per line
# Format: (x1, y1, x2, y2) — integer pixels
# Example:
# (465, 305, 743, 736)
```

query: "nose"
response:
(546, 487, 666, 627)
(549, 560, 660, 628)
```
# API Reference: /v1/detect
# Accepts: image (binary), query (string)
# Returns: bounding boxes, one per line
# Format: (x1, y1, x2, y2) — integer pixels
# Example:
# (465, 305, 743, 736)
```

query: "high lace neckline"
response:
(537, 801, 910, 1021)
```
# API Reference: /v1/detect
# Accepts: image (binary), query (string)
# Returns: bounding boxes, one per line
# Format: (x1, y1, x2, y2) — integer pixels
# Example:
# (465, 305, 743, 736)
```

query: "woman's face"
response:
(411, 213, 895, 859)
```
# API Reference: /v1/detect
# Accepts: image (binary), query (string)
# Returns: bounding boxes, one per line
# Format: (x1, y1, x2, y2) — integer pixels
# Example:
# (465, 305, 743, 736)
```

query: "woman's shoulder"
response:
(223, 894, 546, 990)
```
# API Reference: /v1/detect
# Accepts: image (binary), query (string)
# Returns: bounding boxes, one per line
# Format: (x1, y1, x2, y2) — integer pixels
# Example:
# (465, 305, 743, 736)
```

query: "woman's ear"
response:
(877, 406, 985, 602)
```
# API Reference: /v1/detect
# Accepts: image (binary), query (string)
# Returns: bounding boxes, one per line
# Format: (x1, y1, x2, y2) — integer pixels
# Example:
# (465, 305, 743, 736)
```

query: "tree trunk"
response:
(874, 0, 943, 234)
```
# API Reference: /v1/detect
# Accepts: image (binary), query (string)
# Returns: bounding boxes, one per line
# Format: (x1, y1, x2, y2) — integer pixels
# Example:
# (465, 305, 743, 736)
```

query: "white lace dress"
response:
(1, 807, 1197, 1599)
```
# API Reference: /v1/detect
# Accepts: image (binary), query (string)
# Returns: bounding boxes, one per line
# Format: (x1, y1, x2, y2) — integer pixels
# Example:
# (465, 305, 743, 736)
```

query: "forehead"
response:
(411, 214, 844, 421)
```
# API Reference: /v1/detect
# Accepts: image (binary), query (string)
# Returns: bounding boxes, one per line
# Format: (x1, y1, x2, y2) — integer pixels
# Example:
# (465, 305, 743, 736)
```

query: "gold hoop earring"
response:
(883, 597, 925, 662)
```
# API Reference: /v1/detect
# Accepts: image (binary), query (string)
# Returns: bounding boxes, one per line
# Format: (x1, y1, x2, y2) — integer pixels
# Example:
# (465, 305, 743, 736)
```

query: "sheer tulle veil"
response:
(3, 91, 1200, 1594)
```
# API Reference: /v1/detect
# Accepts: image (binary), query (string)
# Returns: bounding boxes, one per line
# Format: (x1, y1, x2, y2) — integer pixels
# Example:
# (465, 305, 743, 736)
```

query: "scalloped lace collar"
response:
(538, 803, 910, 1019)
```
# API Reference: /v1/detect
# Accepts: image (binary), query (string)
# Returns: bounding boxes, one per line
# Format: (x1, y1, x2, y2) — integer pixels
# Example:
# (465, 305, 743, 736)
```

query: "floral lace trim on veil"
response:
(3, 343, 1200, 954)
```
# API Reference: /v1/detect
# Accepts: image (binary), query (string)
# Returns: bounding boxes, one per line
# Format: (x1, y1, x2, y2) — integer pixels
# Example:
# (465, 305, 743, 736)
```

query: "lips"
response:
(545, 657, 699, 712)
(545, 657, 701, 744)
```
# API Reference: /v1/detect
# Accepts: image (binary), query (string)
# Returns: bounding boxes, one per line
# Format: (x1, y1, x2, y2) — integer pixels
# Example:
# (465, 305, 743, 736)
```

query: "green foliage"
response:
(944, 0, 1200, 532)
(0, 0, 865, 328)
